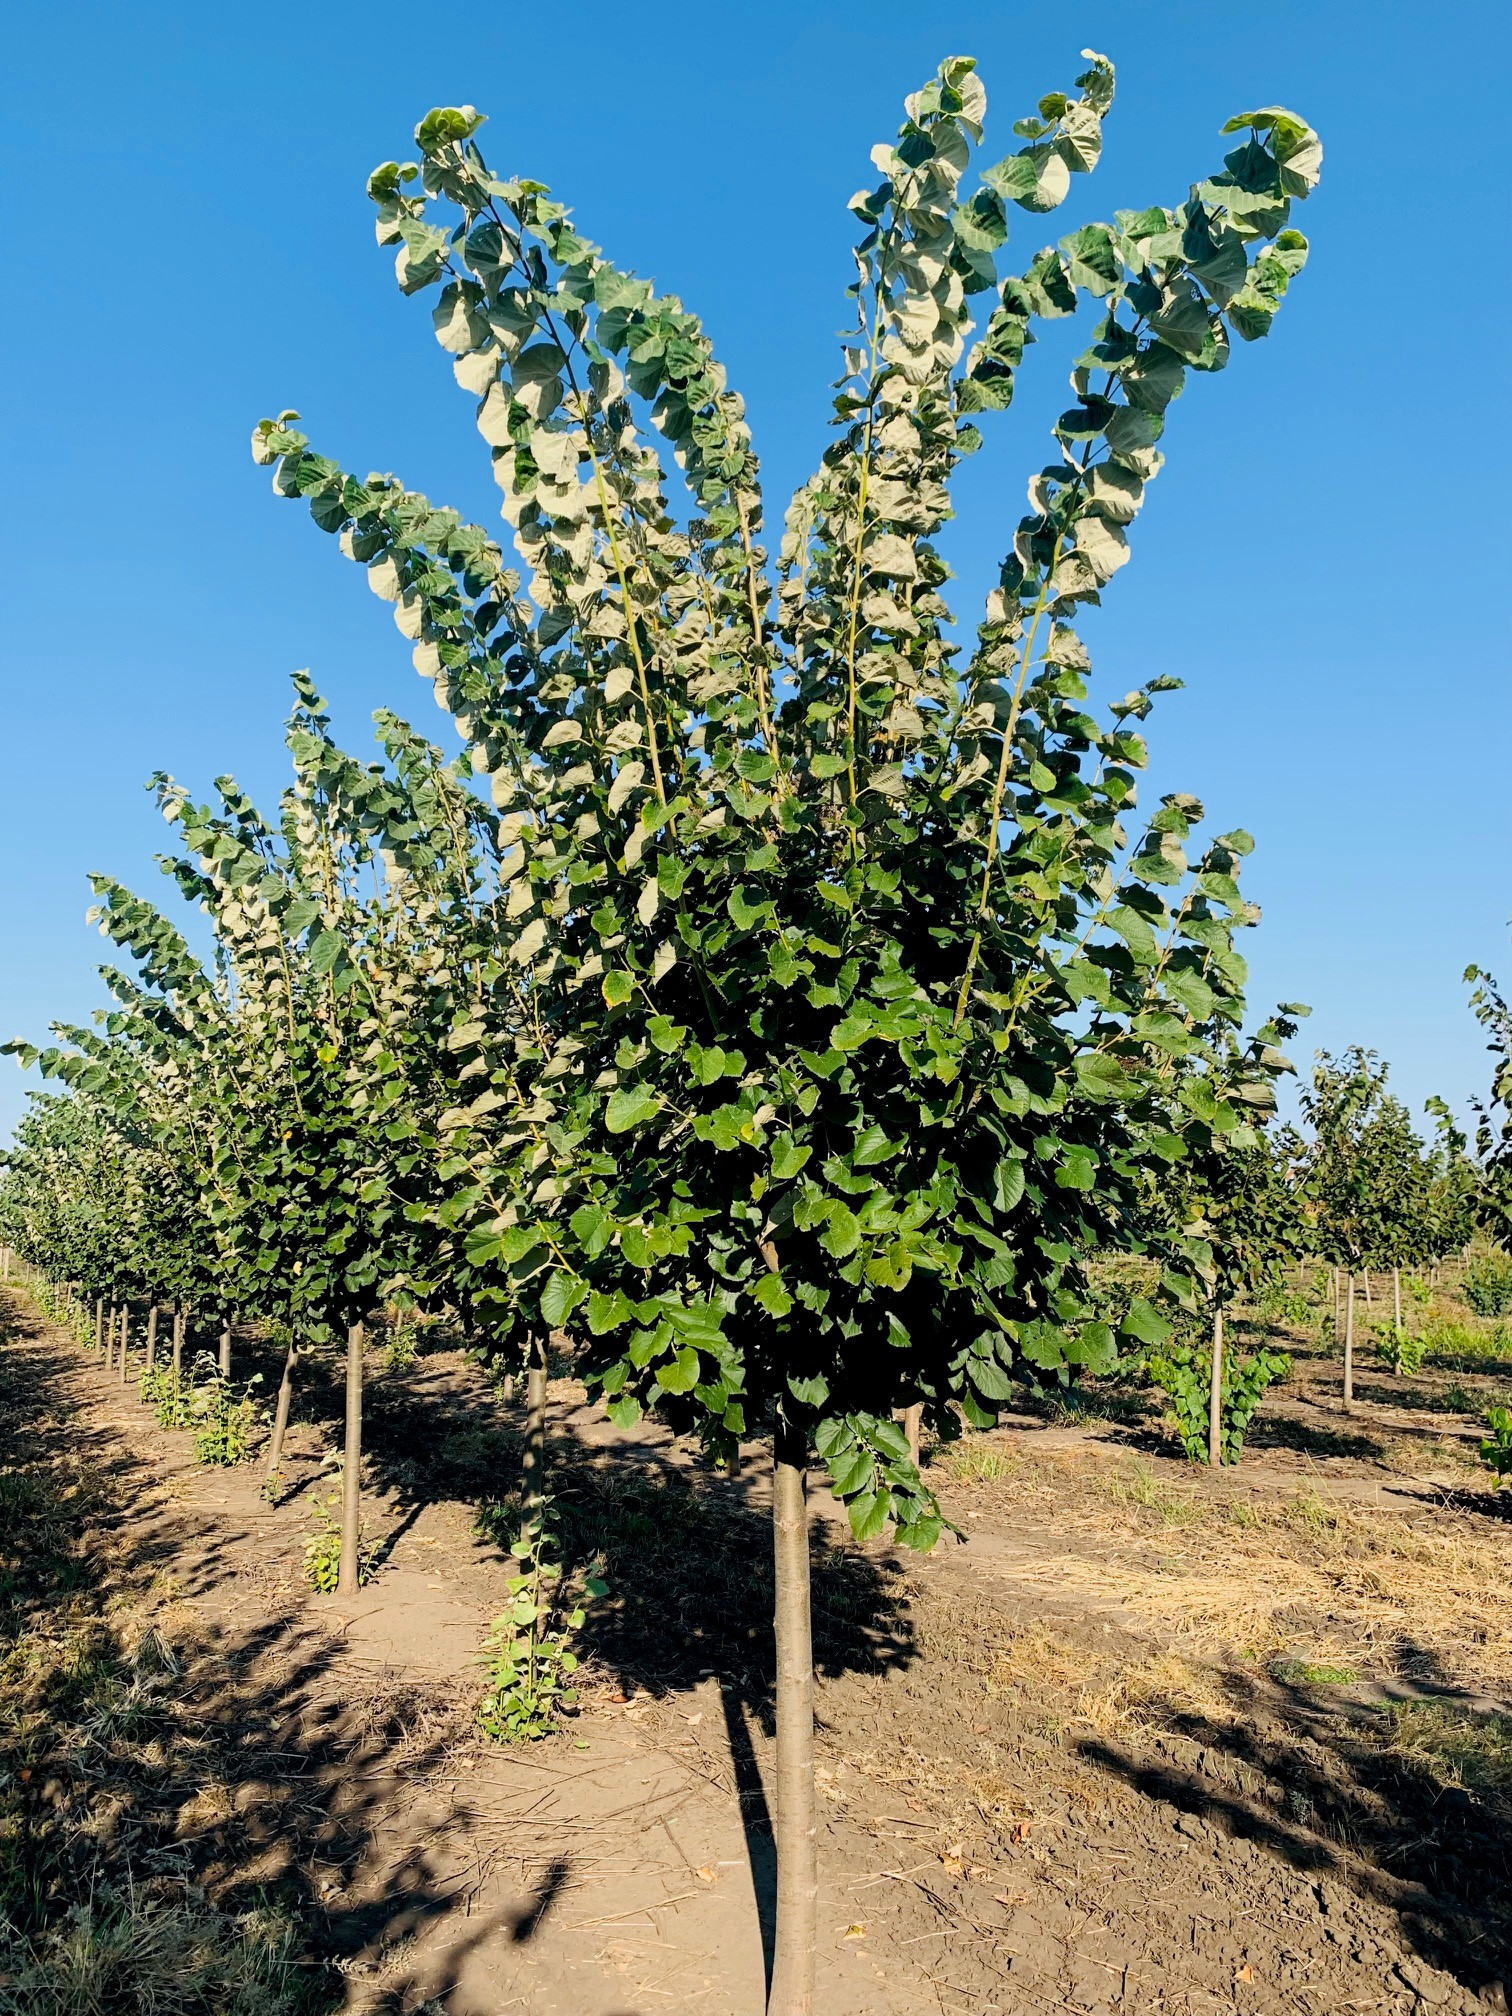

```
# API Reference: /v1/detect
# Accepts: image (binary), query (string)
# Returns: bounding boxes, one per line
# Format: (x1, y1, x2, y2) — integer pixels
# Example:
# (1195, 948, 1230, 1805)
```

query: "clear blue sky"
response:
(2, 0, 1508, 1144)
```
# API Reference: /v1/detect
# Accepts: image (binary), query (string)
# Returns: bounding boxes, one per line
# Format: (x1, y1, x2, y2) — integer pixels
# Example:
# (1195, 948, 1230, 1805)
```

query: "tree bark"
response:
(768, 1418, 817, 2016)
(144, 1305, 158, 1374)
(1393, 1267, 1402, 1334)
(1208, 1303, 1224, 1468)
(1331, 1266, 1339, 1339)
(521, 1334, 548, 1512)
(337, 1321, 364, 1597)
(901, 1402, 923, 1471)
(1343, 1275, 1356, 1411)
(119, 1305, 132, 1385)
(1361, 1266, 1372, 1303)
(106, 1302, 117, 1367)
(265, 1341, 299, 1487)
(94, 1298, 104, 1353)
(218, 1321, 232, 1379)
(171, 1307, 185, 1393)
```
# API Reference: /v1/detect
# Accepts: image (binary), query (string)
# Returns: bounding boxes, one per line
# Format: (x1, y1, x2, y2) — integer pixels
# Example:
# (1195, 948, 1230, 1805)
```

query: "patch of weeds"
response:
(186, 1356, 264, 1466)
(1271, 1656, 1359, 1686)
(477, 1502, 605, 1743)
(302, 1476, 376, 1593)
(1094, 1457, 1201, 1528)
(936, 1439, 1019, 1485)
(139, 1363, 191, 1430)
(0, 1889, 328, 2016)
(1380, 1699, 1512, 1795)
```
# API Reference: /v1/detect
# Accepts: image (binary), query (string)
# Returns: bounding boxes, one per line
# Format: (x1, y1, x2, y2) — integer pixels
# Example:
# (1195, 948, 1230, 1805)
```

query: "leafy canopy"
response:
(248, 51, 1323, 1543)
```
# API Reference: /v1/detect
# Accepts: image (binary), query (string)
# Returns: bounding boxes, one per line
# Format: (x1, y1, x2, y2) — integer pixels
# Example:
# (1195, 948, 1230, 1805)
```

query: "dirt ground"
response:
(2, 1274, 1509, 2016)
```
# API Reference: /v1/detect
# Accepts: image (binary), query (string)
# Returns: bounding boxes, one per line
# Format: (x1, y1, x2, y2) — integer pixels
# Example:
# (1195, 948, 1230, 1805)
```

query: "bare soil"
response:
(2, 1276, 1508, 2016)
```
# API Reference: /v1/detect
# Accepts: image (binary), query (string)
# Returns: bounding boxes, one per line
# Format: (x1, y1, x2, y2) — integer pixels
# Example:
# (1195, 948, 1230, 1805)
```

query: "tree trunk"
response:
(1208, 1304, 1224, 1468)
(171, 1307, 185, 1392)
(1393, 1267, 1402, 1335)
(1362, 1266, 1372, 1303)
(265, 1341, 299, 1487)
(521, 1334, 548, 1512)
(1343, 1275, 1356, 1411)
(1331, 1266, 1339, 1338)
(106, 1302, 117, 1366)
(901, 1402, 923, 1471)
(768, 1418, 817, 2016)
(144, 1305, 158, 1374)
(337, 1321, 364, 1597)
(119, 1305, 131, 1385)
(218, 1321, 232, 1378)
(94, 1298, 104, 1353)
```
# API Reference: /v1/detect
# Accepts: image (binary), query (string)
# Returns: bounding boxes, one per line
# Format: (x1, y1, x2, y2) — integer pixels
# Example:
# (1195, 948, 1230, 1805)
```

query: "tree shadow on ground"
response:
(1245, 1412, 1387, 1463)
(1077, 1657, 1512, 2005)
(1, 1290, 913, 2016)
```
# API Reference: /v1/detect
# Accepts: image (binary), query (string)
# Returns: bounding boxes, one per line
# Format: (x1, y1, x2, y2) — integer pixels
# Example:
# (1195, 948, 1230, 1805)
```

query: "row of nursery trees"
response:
(0, 53, 1476, 2013)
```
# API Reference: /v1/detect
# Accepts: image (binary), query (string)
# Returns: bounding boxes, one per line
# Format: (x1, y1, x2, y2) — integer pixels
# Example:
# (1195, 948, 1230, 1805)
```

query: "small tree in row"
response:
(254, 50, 1321, 2012)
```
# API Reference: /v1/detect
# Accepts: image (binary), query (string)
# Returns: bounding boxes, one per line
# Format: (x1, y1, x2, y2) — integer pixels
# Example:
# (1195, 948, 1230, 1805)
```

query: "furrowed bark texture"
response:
(1208, 1304, 1224, 1469)
(338, 1322, 364, 1596)
(768, 1419, 817, 2016)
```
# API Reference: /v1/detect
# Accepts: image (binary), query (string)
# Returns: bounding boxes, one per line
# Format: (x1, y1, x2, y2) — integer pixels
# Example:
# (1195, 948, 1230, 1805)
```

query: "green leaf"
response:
(656, 1346, 700, 1394)
(847, 1490, 891, 1543)
(820, 1202, 860, 1259)
(540, 1270, 587, 1328)
(605, 1086, 660, 1134)
(750, 1273, 794, 1318)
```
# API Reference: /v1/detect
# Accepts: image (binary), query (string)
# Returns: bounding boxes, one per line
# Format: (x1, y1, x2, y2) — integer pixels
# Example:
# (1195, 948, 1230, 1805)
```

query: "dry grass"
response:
(936, 1441, 1512, 1687)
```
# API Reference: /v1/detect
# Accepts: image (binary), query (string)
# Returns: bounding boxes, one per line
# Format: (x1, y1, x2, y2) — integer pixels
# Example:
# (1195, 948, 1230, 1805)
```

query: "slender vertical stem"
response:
(171, 1307, 185, 1395)
(1362, 1267, 1372, 1305)
(266, 1341, 299, 1488)
(218, 1321, 232, 1379)
(145, 1306, 158, 1376)
(119, 1305, 131, 1386)
(338, 1321, 364, 1597)
(1393, 1267, 1402, 1334)
(522, 1334, 548, 1514)
(1343, 1275, 1356, 1411)
(1208, 1303, 1224, 1468)
(768, 1416, 817, 2016)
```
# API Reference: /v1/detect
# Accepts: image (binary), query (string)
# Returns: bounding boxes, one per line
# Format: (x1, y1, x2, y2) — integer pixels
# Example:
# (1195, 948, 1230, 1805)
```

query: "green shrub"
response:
(1464, 1252, 1512, 1317)
(1376, 1330, 1426, 1376)
(1480, 1406, 1512, 1489)
(1145, 1343, 1290, 1465)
